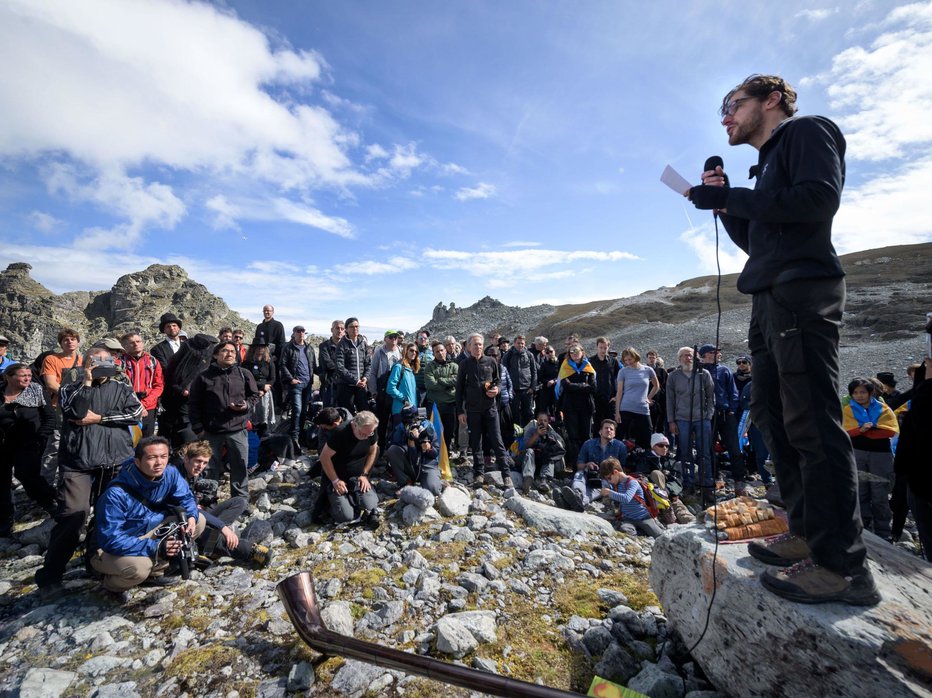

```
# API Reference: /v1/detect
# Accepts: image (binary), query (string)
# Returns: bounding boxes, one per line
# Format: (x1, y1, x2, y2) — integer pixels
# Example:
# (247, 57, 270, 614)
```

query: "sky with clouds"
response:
(1, 0, 930, 337)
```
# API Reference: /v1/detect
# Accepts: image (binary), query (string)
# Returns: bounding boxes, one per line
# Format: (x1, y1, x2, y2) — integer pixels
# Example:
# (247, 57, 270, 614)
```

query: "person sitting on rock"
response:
(386, 406, 442, 495)
(639, 434, 695, 525)
(88, 436, 205, 593)
(563, 419, 628, 511)
(519, 410, 565, 495)
(319, 410, 380, 526)
(174, 440, 270, 566)
(599, 456, 665, 538)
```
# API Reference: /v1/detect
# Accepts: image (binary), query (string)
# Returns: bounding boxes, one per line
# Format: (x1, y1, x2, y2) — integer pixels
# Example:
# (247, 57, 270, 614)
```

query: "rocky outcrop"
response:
(649, 524, 932, 698)
(423, 295, 554, 342)
(0, 263, 253, 360)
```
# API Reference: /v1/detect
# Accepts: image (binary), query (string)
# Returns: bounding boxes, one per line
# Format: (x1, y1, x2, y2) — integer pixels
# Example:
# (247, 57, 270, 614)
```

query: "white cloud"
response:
(422, 247, 639, 280)
(794, 8, 839, 22)
(454, 182, 496, 201)
(271, 199, 354, 238)
(806, 4, 932, 161)
(835, 158, 932, 251)
(678, 221, 748, 276)
(349, 257, 419, 275)
(441, 162, 469, 175)
(365, 144, 389, 162)
(45, 164, 185, 248)
(28, 210, 62, 232)
(500, 241, 542, 248)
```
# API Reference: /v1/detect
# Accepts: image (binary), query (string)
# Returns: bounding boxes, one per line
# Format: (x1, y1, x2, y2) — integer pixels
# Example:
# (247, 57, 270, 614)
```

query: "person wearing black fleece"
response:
(688, 74, 878, 606)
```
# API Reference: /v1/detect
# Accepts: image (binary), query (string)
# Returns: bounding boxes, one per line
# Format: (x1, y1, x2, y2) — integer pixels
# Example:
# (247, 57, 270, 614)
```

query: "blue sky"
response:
(1, 0, 930, 338)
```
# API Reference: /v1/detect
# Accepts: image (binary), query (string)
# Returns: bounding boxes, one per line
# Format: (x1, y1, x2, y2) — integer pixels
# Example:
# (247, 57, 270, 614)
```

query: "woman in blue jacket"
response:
(386, 343, 419, 426)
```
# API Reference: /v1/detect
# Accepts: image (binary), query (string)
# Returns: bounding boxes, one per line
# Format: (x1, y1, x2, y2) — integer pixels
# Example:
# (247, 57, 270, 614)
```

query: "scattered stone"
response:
(472, 657, 498, 673)
(582, 625, 613, 656)
(434, 616, 479, 658)
(437, 486, 471, 517)
(456, 572, 489, 593)
(91, 682, 141, 698)
(597, 588, 629, 607)
(17, 668, 76, 698)
(445, 610, 497, 643)
(321, 602, 355, 636)
(627, 663, 686, 698)
(594, 641, 639, 685)
(287, 661, 315, 692)
(506, 496, 615, 537)
(330, 658, 390, 695)
(399, 486, 436, 510)
(402, 504, 441, 526)
(241, 519, 273, 545)
(523, 549, 575, 571)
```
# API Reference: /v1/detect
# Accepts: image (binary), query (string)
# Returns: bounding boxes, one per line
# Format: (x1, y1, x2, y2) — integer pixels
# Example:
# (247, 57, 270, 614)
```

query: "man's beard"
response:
(728, 107, 763, 146)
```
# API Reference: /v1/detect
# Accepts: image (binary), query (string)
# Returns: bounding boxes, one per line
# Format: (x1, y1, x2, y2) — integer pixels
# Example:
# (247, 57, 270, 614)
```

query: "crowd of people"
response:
(0, 306, 928, 602)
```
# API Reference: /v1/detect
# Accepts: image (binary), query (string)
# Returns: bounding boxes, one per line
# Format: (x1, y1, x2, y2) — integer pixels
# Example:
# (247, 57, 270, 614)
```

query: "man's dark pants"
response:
(593, 395, 613, 437)
(466, 407, 512, 475)
(337, 384, 369, 414)
(36, 466, 118, 586)
(749, 277, 867, 576)
(514, 388, 535, 427)
(711, 407, 746, 482)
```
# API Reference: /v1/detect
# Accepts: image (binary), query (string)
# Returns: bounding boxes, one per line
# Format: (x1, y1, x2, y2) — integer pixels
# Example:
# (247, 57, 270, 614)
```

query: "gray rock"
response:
(415, 573, 441, 601)
(467, 515, 489, 530)
(437, 486, 471, 517)
(567, 615, 589, 633)
(597, 588, 629, 607)
(399, 486, 435, 510)
(71, 615, 134, 643)
(480, 560, 501, 580)
(434, 616, 478, 658)
(77, 655, 130, 676)
(627, 662, 686, 698)
(255, 492, 272, 512)
(241, 519, 273, 544)
(91, 682, 140, 698)
(318, 577, 343, 599)
(509, 579, 532, 595)
(330, 658, 389, 695)
(321, 601, 355, 636)
(523, 549, 575, 571)
(287, 661, 315, 692)
(650, 525, 932, 698)
(369, 600, 406, 628)
(255, 677, 288, 697)
(445, 610, 497, 643)
(17, 668, 76, 698)
(594, 641, 639, 685)
(583, 625, 614, 656)
(403, 549, 428, 568)
(456, 572, 489, 593)
(472, 657, 499, 673)
(505, 495, 615, 537)
(402, 503, 441, 526)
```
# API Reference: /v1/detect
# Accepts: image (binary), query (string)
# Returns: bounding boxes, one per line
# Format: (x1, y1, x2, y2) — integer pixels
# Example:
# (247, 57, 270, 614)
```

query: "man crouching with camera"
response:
(386, 406, 443, 495)
(88, 436, 205, 593)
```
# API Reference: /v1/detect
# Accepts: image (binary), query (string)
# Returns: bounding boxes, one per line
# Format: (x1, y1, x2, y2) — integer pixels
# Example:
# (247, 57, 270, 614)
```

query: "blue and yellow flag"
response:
(554, 358, 596, 400)
(432, 403, 453, 481)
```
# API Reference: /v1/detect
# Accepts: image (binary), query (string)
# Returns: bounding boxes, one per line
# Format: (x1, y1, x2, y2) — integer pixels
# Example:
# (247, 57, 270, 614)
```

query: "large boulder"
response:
(650, 524, 932, 697)
(505, 495, 615, 537)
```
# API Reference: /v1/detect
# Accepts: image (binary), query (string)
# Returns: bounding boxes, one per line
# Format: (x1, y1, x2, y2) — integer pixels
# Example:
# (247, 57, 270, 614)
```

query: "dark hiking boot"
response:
(521, 476, 532, 495)
(552, 488, 567, 509)
(251, 543, 273, 567)
(760, 559, 882, 606)
(748, 532, 810, 567)
(561, 486, 585, 512)
(503, 475, 515, 489)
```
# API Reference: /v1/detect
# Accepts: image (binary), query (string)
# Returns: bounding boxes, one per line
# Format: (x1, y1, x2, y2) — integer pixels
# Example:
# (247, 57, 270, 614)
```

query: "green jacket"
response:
(424, 358, 458, 405)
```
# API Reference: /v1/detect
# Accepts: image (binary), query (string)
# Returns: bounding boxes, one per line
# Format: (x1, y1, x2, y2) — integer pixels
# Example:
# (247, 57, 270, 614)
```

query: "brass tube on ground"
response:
(276, 571, 582, 698)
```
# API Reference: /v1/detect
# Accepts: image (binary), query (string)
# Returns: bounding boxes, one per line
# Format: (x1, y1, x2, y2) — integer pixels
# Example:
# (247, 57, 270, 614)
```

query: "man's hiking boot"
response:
(503, 475, 515, 489)
(552, 488, 567, 509)
(760, 558, 881, 606)
(472, 472, 484, 488)
(748, 532, 810, 567)
(251, 544, 273, 568)
(521, 476, 532, 495)
(561, 486, 585, 512)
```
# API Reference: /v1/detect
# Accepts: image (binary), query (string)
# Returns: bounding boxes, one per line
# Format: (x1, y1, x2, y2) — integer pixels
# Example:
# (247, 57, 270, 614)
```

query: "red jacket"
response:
(122, 353, 164, 411)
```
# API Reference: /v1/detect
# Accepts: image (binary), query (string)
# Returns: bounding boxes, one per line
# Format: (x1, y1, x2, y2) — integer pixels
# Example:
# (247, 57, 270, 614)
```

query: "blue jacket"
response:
(577, 437, 628, 468)
(96, 462, 198, 558)
(700, 362, 740, 412)
(386, 362, 418, 415)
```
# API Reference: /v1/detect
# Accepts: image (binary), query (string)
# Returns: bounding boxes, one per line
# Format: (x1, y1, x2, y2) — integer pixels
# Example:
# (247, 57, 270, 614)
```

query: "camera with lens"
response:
(483, 378, 500, 391)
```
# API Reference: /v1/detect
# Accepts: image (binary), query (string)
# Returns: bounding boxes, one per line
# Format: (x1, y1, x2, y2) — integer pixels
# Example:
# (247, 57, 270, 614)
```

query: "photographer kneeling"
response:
(89, 436, 205, 592)
(175, 441, 271, 567)
(387, 406, 442, 495)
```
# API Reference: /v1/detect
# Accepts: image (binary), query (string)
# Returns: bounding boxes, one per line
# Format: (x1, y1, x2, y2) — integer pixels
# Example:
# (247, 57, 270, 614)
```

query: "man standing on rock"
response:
(688, 74, 880, 605)
(151, 312, 183, 372)
(318, 320, 345, 408)
(456, 333, 514, 488)
(35, 345, 143, 598)
(120, 332, 164, 438)
(188, 341, 260, 501)
(335, 317, 370, 414)
(279, 326, 318, 446)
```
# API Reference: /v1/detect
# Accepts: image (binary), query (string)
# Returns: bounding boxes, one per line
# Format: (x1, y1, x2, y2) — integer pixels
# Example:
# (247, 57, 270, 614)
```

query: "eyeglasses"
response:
(655, 443, 669, 449)
(721, 96, 753, 117)
(569, 349, 582, 355)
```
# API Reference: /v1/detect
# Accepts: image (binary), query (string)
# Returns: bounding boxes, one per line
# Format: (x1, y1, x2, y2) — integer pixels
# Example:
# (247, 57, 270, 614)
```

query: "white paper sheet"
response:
(660, 165, 692, 196)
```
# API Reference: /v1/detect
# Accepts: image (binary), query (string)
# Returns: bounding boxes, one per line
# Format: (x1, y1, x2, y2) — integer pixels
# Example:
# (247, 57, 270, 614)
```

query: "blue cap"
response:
(698, 344, 718, 356)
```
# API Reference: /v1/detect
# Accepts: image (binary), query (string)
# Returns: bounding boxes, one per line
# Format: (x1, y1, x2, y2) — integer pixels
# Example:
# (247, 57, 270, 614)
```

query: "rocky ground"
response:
(0, 457, 731, 698)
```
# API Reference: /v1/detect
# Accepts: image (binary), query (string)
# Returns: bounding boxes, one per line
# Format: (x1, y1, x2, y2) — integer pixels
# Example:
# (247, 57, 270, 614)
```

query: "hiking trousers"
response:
(749, 277, 868, 577)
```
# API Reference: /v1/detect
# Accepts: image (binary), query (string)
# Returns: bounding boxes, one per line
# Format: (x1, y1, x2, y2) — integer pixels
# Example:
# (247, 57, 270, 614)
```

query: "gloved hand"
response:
(688, 185, 729, 210)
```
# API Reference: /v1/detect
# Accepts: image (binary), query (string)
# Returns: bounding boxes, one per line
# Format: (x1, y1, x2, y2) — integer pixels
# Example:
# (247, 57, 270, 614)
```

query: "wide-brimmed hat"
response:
(876, 372, 897, 388)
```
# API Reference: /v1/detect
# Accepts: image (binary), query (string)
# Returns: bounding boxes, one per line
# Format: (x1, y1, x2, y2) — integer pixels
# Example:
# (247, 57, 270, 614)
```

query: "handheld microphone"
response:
(704, 155, 723, 174)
